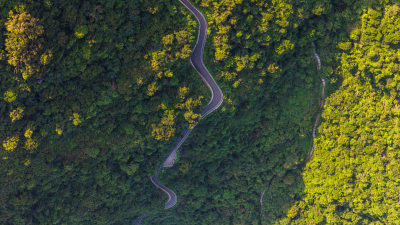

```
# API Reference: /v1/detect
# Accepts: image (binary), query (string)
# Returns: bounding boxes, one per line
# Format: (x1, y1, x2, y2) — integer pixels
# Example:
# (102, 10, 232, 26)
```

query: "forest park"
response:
(0, 0, 399, 224)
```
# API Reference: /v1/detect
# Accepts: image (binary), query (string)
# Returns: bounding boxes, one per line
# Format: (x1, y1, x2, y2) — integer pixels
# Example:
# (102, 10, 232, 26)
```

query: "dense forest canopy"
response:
(280, 4, 400, 224)
(0, 0, 399, 224)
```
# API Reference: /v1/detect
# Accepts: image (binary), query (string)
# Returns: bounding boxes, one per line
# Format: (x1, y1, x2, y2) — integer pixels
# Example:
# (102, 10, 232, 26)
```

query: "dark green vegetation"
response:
(0, 0, 398, 224)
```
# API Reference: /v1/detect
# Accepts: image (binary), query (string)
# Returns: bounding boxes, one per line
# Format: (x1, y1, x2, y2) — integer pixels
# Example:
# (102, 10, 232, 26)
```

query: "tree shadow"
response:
(141, 75, 316, 224)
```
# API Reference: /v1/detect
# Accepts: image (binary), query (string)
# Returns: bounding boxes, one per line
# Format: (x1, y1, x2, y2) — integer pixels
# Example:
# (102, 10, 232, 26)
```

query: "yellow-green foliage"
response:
(55, 126, 63, 135)
(149, 29, 193, 79)
(2, 135, 19, 151)
(24, 128, 33, 139)
(150, 51, 166, 72)
(147, 81, 159, 96)
(4, 5, 48, 79)
(234, 55, 249, 72)
(74, 25, 88, 39)
(162, 34, 174, 46)
(338, 41, 352, 50)
(40, 50, 53, 65)
(275, 40, 294, 55)
(25, 138, 38, 151)
(9, 107, 23, 122)
(281, 5, 400, 224)
(4, 90, 17, 102)
(178, 86, 189, 99)
(381, 4, 400, 44)
(151, 110, 176, 141)
(176, 86, 202, 128)
(178, 97, 203, 129)
(267, 63, 280, 74)
(24, 159, 31, 166)
(220, 71, 237, 81)
(71, 113, 82, 126)
(23, 127, 38, 150)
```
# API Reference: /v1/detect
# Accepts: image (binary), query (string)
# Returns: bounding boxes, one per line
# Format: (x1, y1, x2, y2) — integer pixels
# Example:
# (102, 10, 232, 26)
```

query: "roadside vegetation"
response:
(0, 0, 399, 224)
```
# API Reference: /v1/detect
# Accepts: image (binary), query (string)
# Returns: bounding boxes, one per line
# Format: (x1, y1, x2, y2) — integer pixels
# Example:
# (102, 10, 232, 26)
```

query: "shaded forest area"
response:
(0, 0, 399, 224)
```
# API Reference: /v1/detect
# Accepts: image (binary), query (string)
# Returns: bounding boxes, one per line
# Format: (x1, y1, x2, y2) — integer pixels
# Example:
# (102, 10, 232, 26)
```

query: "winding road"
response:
(134, 214, 147, 225)
(135, 0, 223, 222)
(257, 43, 326, 225)
(152, 0, 223, 209)
(150, 172, 177, 209)
(135, 2, 325, 223)
(305, 42, 325, 163)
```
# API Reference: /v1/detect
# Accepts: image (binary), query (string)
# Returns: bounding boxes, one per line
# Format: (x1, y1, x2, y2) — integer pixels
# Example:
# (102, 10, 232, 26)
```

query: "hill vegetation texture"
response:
(0, 0, 399, 224)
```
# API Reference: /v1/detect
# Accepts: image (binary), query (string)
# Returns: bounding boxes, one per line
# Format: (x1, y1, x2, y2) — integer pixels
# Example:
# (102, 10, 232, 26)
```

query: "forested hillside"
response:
(0, 0, 207, 223)
(0, 0, 399, 224)
(279, 3, 400, 224)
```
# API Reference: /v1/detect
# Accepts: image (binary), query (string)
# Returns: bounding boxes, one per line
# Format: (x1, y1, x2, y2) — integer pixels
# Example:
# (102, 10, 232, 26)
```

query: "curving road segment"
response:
(305, 42, 325, 163)
(150, 173, 177, 209)
(147, 0, 223, 215)
(134, 214, 147, 225)
(179, 0, 224, 117)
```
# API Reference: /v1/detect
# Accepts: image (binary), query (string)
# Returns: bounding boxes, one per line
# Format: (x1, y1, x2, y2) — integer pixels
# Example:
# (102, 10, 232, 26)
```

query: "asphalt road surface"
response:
(146, 0, 224, 216)
(134, 214, 147, 225)
(180, 0, 224, 117)
(305, 42, 325, 163)
(150, 172, 177, 209)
